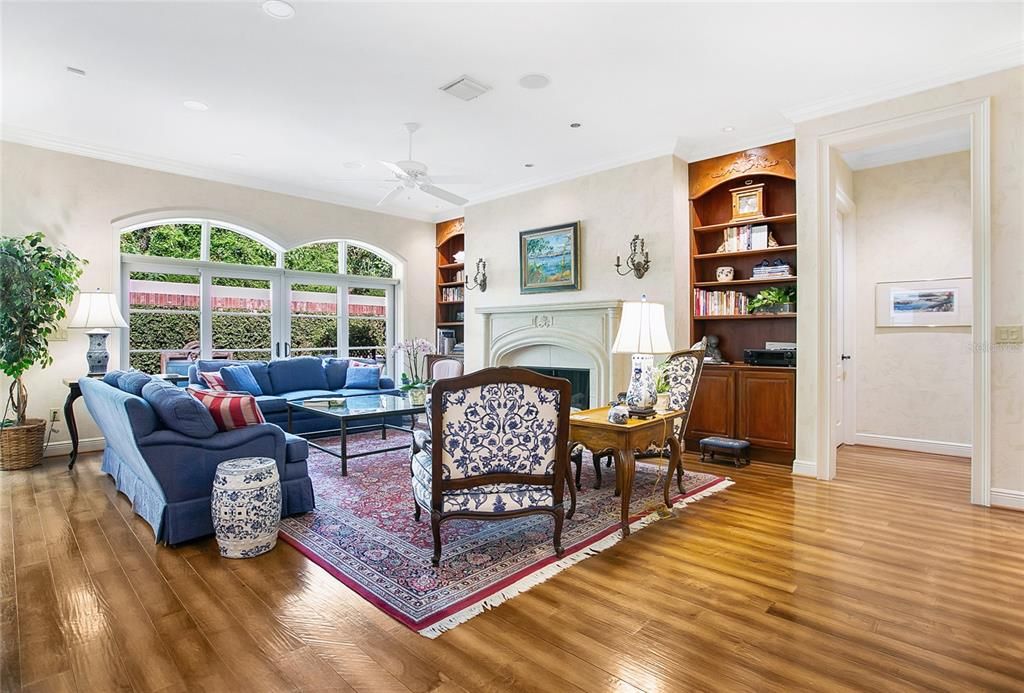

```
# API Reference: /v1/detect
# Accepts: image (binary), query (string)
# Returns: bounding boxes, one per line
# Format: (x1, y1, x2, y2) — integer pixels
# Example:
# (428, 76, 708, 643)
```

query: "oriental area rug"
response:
(278, 431, 731, 637)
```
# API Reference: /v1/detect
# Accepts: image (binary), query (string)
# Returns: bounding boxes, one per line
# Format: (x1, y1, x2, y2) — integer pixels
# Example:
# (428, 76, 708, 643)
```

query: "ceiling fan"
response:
(336, 123, 471, 207)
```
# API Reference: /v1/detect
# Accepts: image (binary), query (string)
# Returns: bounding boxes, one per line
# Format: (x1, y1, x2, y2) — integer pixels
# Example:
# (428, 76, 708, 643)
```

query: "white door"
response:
(832, 208, 848, 446)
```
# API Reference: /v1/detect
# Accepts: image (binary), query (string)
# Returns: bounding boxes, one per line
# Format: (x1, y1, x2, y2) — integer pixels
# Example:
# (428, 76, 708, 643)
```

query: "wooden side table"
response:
(568, 407, 685, 537)
(63, 373, 188, 470)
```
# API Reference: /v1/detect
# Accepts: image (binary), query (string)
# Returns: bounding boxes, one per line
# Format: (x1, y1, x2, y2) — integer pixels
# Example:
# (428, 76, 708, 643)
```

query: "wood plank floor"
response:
(2, 445, 1022, 692)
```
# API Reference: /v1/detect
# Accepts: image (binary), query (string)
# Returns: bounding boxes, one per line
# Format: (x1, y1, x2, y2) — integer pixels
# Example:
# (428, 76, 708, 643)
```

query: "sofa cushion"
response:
(323, 358, 349, 390)
(254, 394, 288, 414)
(280, 389, 337, 402)
(117, 372, 153, 396)
(102, 369, 128, 386)
(344, 365, 381, 390)
(141, 380, 218, 438)
(220, 364, 263, 395)
(193, 360, 272, 394)
(268, 356, 329, 394)
(283, 433, 309, 464)
(188, 388, 267, 431)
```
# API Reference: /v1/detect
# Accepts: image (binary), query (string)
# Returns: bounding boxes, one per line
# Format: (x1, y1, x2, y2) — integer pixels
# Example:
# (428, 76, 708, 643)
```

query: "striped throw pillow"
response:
(187, 388, 266, 431)
(199, 371, 228, 391)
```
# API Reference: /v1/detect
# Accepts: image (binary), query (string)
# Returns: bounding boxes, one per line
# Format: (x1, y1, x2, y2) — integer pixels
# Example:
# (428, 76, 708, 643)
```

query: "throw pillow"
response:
(344, 364, 381, 389)
(323, 358, 349, 390)
(117, 372, 153, 396)
(141, 380, 218, 438)
(219, 364, 263, 395)
(187, 388, 266, 431)
(102, 369, 127, 387)
(199, 371, 228, 391)
(349, 359, 377, 368)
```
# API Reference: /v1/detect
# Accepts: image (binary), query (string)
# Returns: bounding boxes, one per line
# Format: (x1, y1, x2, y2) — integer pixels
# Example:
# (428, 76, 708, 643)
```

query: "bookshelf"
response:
(435, 217, 465, 359)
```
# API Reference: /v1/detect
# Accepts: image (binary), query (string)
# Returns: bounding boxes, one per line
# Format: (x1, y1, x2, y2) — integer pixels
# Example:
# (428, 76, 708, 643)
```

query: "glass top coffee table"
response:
(286, 394, 425, 476)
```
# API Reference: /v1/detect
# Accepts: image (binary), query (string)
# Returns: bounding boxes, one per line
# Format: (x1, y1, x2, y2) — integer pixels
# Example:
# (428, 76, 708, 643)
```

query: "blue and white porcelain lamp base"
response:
(85, 329, 111, 376)
(625, 353, 658, 419)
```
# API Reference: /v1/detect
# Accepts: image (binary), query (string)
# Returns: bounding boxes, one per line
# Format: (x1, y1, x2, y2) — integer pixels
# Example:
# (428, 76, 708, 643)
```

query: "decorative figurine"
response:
(607, 404, 629, 424)
(704, 335, 726, 364)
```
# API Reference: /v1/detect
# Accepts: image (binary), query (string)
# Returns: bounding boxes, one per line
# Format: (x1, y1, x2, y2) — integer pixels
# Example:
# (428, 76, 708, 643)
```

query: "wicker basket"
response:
(0, 418, 46, 471)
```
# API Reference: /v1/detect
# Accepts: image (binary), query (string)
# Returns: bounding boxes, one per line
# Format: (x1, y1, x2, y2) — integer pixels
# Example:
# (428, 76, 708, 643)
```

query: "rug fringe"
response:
(418, 477, 733, 638)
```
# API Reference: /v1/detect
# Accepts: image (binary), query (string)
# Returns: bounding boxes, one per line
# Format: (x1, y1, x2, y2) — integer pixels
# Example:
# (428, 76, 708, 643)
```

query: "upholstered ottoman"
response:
(212, 457, 281, 558)
(699, 437, 751, 467)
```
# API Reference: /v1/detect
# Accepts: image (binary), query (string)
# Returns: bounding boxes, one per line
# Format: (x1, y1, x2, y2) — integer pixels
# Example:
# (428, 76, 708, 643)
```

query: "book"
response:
(303, 397, 346, 408)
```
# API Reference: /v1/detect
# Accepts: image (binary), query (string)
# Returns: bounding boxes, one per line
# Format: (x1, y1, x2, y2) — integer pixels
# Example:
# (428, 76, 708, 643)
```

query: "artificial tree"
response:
(0, 233, 84, 435)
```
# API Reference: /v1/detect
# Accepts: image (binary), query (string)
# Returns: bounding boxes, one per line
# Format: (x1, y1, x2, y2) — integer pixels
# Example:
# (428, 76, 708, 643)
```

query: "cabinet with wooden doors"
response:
(685, 364, 795, 464)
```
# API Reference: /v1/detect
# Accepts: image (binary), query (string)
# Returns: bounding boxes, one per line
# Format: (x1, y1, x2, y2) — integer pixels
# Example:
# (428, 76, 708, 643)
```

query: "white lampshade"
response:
(68, 291, 128, 329)
(612, 297, 672, 354)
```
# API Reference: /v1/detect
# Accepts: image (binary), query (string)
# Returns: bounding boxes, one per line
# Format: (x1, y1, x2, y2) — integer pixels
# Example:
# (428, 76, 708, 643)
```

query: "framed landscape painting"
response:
(875, 277, 972, 327)
(519, 222, 581, 294)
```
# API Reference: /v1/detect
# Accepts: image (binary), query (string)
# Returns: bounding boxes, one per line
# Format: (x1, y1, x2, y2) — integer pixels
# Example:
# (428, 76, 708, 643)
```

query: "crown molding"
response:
(843, 128, 970, 171)
(782, 40, 1024, 123)
(0, 125, 438, 224)
(675, 125, 796, 165)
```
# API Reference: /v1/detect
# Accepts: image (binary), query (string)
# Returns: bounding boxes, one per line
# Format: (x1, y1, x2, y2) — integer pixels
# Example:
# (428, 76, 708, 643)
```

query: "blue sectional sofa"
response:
(186, 356, 402, 435)
(80, 375, 315, 545)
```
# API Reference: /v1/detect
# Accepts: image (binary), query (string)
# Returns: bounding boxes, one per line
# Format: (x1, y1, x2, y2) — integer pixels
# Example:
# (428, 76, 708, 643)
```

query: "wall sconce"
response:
(465, 258, 487, 292)
(614, 235, 651, 279)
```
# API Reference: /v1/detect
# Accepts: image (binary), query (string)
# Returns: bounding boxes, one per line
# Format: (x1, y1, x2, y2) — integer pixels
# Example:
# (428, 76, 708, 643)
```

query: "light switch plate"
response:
(51, 327, 69, 342)
(994, 325, 1023, 344)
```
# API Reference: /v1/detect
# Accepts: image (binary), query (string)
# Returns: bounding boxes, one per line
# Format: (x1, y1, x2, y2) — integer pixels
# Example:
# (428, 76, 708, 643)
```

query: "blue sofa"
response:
(187, 356, 403, 435)
(80, 375, 315, 545)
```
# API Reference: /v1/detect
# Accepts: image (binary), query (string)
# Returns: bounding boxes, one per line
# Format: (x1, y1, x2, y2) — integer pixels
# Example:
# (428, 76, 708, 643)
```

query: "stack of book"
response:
(721, 224, 769, 253)
(303, 397, 346, 408)
(752, 262, 793, 278)
(440, 286, 464, 302)
(693, 289, 749, 317)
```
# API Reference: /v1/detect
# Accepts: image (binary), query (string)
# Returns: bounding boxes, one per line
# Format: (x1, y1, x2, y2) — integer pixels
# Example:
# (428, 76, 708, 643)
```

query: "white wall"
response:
(462, 155, 690, 392)
(852, 152, 972, 449)
(0, 142, 435, 453)
(795, 67, 1023, 496)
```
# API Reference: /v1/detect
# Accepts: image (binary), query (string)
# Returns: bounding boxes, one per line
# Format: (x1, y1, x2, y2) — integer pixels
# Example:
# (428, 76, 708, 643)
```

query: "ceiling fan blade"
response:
(378, 161, 409, 178)
(376, 185, 406, 207)
(419, 183, 468, 206)
(331, 179, 398, 183)
(424, 175, 478, 185)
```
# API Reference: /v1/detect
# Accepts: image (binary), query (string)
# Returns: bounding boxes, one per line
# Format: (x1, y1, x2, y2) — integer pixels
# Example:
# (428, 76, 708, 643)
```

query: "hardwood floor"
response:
(2, 445, 1022, 692)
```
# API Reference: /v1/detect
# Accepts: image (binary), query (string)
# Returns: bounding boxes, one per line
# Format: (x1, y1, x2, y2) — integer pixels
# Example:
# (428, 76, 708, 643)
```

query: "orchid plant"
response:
(390, 338, 435, 391)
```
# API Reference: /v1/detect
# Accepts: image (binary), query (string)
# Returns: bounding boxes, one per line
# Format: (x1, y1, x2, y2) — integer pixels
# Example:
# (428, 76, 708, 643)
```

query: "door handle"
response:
(841, 354, 852, 361)
(275, 342, 281, 358)
(285, 342, 290, 357)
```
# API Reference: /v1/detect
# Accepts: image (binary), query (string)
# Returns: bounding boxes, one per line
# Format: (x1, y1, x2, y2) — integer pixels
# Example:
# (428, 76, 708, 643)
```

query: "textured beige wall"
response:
(462, 155, 688, 389)
(796, 67, 1023, 492)
(0, 142, 435, 451)
(852, 152, 972, 446)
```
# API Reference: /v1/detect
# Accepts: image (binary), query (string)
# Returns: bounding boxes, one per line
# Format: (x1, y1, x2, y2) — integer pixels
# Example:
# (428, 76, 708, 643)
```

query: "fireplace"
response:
(524, 367, 590, 410)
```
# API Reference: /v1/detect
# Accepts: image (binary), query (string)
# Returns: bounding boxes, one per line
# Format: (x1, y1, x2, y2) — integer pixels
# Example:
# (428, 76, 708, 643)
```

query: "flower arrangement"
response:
(390, 338, 435, 393)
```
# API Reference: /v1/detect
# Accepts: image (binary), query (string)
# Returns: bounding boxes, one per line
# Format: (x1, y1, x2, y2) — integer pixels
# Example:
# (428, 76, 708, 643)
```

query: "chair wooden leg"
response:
(572, 445, 583, 490)
(676, 454, 684, 492)
(553, 506, 565, 557)
(430, 511, 442, 567)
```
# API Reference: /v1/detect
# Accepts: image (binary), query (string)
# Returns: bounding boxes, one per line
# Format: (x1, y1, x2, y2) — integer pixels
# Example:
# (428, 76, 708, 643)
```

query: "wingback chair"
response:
(430, 358, 464, 380)
(409, 367, 571, 567)
(579, 339, 707, 491)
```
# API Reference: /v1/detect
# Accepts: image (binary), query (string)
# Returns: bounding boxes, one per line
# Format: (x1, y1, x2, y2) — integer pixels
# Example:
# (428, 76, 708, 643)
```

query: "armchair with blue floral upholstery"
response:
(409, 367, 572, 567)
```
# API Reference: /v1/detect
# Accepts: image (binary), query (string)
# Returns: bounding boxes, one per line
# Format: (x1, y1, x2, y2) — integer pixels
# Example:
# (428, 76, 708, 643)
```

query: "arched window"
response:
(119, 219, 397, 375)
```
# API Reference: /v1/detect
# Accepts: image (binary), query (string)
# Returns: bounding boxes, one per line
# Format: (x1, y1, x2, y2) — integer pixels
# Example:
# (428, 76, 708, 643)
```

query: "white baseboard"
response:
(853, 433, 971, 458)
(43, 436, 105, 458)
(791, 459, 818, 477)
(990, 488, 1024, 511)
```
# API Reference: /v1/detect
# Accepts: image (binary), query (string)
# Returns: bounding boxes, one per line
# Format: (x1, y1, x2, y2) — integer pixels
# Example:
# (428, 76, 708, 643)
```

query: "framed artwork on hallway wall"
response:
(875, 277, 972, 327)
(519, 221, 581, 294)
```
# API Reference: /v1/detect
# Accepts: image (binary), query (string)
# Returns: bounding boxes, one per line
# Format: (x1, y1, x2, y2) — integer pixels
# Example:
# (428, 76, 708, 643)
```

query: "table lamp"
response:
(67, 290, 128, 375)
(612, 295, 672, 418)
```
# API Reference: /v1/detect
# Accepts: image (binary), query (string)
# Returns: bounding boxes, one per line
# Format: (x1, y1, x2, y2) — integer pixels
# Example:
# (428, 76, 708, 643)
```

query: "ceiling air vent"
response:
(439, 75, 490, 102)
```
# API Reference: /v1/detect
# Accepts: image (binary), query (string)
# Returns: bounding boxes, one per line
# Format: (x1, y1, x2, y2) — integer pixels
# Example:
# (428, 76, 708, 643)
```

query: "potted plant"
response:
(390, 338, 434, 406)
(1, 233, 84, 470)
(748, 286, 796, 315)
(654, 362, 671, 412)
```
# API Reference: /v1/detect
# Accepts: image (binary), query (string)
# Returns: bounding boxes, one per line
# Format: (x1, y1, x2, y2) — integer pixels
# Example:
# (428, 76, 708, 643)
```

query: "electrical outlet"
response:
(49, 408, 61, 423)
(994, 325, 1024, 345)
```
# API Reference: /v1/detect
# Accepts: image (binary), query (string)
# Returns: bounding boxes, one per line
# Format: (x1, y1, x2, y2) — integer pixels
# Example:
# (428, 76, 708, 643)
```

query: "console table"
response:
(63, 373, 188, 469)
(568, 407, 685, 537)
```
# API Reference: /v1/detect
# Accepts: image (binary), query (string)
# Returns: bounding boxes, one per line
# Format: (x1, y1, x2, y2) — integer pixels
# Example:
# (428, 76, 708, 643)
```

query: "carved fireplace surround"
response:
(476, 301, 623, 408)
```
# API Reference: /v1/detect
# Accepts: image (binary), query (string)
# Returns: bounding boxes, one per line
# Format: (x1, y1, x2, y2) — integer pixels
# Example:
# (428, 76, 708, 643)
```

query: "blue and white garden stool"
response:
(212, 457, 281, 559)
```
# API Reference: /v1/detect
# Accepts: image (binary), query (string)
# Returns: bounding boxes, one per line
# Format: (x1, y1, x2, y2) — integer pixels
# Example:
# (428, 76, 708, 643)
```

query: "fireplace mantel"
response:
(476, 301, 623, 407)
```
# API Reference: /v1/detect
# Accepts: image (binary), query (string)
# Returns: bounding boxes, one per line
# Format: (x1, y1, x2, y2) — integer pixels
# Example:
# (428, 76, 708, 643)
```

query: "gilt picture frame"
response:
(519, 222, 581, 294)
(875, 277, 972, 327)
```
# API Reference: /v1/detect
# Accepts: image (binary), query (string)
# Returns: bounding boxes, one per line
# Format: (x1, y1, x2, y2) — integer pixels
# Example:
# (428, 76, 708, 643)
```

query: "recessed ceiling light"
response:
(524, 163, 535, 168)
(342, 161, 364, 170)
(569, 122, 582, 129)
(722, 126, 735, 132)
(66, 66, 86, 77)
(519, 74, 550, 89)
(262, 0, 295, 19)
(183, 100, 209, 112)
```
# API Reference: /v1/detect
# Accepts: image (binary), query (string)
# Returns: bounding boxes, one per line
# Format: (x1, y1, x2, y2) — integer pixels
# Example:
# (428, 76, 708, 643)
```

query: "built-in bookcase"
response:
(435, 217, 465, 348)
